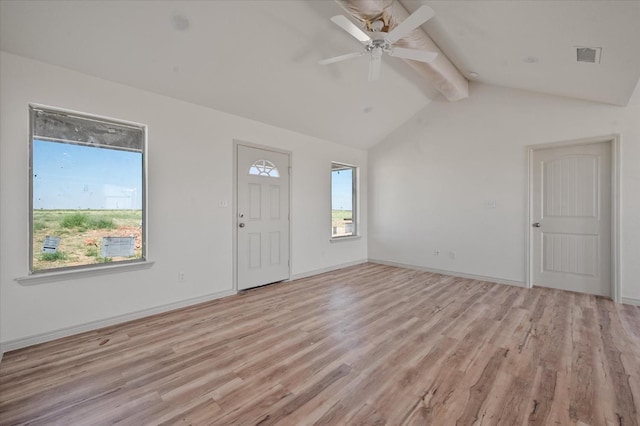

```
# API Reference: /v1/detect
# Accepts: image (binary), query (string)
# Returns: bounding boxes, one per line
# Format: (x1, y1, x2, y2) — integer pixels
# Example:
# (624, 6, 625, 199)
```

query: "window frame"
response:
(28, 104, 148, 275)
(248, 159, 280, 177)
(330, 162, 358, 240)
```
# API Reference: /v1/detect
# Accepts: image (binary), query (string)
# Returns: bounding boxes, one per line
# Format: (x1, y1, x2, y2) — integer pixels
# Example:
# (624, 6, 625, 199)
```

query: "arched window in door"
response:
(249, 159, 280, 178)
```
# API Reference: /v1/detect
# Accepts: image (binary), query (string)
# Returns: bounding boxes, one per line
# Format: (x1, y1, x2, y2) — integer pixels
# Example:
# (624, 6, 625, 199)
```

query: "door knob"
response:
(239, 223, 245, 228)
(532, 222, 541, 228)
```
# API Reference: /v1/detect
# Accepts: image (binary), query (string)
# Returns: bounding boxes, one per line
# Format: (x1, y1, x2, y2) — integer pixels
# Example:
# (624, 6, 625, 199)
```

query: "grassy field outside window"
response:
(32, 209, 142, 271)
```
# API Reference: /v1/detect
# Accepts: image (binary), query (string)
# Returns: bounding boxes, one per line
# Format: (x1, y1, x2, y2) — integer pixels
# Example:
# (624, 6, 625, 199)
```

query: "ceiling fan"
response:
(319, 5, 438, 81)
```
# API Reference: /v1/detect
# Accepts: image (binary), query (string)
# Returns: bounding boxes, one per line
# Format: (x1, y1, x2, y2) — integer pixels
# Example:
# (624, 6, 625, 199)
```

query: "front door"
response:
(237, 145, 290, 291)
(531, 141, 611, 297)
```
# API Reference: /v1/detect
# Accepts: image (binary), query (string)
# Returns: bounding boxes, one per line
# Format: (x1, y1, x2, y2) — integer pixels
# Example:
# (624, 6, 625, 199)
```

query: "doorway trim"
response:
(525, 134, 620, 302)
(232, 140, 292, 293)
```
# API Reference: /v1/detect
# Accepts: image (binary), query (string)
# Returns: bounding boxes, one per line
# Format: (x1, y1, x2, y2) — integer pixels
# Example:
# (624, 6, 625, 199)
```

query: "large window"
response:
(29, 105, 146, 273)
(331, 162, 357, 238)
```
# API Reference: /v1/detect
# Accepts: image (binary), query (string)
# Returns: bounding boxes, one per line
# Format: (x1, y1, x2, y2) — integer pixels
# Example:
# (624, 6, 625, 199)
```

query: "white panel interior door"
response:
(531, 141, 611, 297)
(237, 145, 290, 290)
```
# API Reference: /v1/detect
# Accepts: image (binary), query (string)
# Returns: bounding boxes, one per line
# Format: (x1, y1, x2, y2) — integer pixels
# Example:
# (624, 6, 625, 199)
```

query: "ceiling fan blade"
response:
(319, 51, 365, 65)
(368, 47, 382, 81)
(385, 5, 435, 44)
(389, 47, 438, 63)
(330, 15, 371, 44)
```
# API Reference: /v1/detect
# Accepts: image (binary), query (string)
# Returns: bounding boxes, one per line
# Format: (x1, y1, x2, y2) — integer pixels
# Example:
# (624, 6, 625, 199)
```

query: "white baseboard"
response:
(2, 261, 633, 360)
(368, 259, 527, 288)
(621, 297, 640, 306)
(292, 259, 368, 280)
(0, 289, 236, 355)
(2, 260, 369, 356)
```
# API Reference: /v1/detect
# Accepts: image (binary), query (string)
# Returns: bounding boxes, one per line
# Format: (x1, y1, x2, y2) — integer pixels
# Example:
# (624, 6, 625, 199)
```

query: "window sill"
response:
(330, 235, 362, 243)
(15, 260, 155, 286)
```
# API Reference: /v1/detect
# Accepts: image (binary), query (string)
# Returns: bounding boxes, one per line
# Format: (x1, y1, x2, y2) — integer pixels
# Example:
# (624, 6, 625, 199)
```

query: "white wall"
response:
(369, 81, 640, 301)
(0, 52, 368, 347)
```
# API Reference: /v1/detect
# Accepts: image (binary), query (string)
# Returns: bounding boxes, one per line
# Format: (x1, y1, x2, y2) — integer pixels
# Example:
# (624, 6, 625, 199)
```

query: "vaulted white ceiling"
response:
(2, 1, 639, 149)
(419, 1, 640, 106)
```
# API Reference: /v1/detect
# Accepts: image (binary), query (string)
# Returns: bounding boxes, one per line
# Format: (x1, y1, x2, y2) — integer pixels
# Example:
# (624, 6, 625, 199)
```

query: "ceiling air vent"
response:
(576, 47, 601, 63)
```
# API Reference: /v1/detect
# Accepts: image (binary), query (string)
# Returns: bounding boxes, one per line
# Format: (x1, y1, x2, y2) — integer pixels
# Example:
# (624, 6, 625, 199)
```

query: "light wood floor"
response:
(1, 263, 639, 425)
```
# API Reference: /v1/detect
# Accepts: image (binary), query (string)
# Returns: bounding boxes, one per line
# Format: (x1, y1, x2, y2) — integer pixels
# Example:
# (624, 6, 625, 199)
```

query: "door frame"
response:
(525, 134, 620, 302)
(232, 140, 292, 293)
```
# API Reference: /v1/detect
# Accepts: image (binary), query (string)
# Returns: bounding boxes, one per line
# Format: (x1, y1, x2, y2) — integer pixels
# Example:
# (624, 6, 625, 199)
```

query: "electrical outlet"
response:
(178, 272, 185, 282)
(449, 251, 456, 260)
(435, 249, 440, 256)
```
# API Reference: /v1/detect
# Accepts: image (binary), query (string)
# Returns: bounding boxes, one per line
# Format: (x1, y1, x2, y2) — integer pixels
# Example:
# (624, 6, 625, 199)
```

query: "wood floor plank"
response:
(527, 366, 558, 426)
(1, 263, 639, 425)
